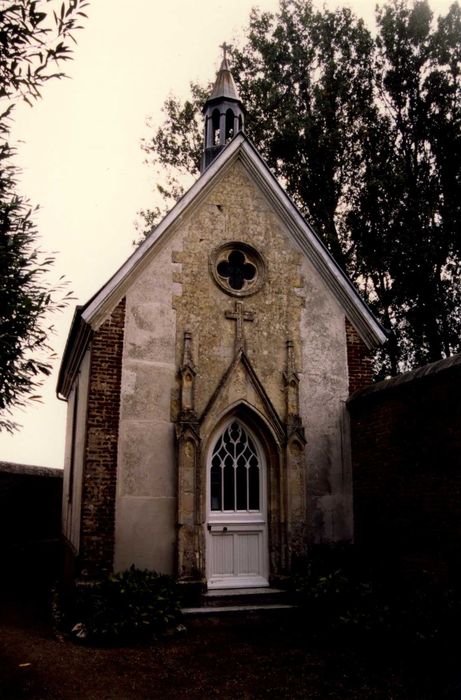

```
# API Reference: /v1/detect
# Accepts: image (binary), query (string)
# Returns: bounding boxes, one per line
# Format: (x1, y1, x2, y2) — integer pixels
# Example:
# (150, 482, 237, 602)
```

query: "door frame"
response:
(205, 418, 269, 589)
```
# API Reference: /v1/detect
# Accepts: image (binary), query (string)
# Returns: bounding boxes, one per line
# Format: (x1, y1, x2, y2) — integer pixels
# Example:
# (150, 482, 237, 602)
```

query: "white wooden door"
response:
(206, 420, 269, 589)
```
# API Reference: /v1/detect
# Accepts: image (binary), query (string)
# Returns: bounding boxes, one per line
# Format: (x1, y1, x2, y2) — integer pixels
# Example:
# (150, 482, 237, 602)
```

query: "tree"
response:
(141, 0, 461, 376)
(349, 0, 461, 372)
(0, 0, 87, 432)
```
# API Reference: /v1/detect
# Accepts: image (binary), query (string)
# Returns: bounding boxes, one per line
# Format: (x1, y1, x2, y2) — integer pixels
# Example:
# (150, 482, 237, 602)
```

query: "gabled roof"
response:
(82, 133, 386, 341)
(57, 133, 386, 397)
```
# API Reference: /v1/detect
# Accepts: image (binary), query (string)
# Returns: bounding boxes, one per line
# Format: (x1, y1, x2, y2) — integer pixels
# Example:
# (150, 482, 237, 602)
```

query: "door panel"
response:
(236, 532, 261, 575)
(211, 533, 234, 577)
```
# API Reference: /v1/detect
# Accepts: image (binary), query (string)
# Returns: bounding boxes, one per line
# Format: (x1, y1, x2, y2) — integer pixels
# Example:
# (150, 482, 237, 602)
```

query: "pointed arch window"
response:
(210, 421, 261, 512)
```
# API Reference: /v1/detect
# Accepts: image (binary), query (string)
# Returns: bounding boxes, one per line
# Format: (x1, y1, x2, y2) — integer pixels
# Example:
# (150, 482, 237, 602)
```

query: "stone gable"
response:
(172, 160, 306, 422)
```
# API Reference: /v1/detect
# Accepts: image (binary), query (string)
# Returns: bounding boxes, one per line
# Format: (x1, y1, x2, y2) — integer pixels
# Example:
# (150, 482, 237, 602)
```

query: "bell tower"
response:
(201, 43, 245, 172)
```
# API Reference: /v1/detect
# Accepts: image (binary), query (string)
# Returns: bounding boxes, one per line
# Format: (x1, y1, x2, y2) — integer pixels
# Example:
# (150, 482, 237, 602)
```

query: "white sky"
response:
(0, 0, 454, 468)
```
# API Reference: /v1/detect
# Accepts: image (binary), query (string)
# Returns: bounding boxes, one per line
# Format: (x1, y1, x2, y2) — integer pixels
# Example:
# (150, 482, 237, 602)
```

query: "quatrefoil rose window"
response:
(210, 242, 266, 297)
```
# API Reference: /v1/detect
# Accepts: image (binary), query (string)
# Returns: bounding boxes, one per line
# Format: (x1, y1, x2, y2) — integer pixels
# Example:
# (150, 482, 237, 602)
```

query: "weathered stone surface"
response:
(112, 158, 352, 576)
(174, 162, 306, 424)
(125, 302, 175, 364)
(118, 420, 175, 497)
(120, 363, 175, 423)
(114, 237, 181, 572)
(114, 496, 176, 574)
(299, 256, 351, 544)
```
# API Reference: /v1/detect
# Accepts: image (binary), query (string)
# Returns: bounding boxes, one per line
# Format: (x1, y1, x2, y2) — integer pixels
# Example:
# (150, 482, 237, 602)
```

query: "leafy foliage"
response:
(292, 545, 461, 645)
(0, 0, 88, 105)
(71, 567, 182, 643)
(350, 0, 461, 373)
(0, 0, 87, 432)
(142, 0, 461, 375)
(0, 138, 74, 432)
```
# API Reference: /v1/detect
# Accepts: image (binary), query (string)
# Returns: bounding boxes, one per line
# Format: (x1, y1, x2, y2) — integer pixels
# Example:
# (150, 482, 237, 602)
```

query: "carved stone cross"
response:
(225, 301, 254, 352)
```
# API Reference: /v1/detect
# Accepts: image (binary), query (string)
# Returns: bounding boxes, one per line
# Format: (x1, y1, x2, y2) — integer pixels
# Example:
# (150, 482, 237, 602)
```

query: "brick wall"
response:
(345, 318, 373, 394)
(79, 298, 125, 578)
(0, 463, 62, 589)
(348, 357, 461, 580)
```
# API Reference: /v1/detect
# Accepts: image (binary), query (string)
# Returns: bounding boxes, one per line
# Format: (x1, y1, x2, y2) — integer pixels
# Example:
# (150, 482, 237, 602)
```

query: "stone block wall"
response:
(348, 355, 461, 580)
(79, 298, 125, 578)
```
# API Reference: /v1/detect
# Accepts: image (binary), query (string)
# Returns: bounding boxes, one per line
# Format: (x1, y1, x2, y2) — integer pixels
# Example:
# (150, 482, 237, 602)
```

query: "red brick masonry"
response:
(345, 318, 372, 395)
(79, 299, 125, 578)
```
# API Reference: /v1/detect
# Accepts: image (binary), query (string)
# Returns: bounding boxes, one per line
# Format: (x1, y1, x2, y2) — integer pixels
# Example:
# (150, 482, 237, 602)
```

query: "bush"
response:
(292, 546, 461, 647)
(71, 566, 181, 643)
(293, 550, 388, 639)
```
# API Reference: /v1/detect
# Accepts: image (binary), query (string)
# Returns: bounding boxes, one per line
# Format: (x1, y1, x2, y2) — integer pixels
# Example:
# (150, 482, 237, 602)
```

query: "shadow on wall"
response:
(0, 462, 63, 592)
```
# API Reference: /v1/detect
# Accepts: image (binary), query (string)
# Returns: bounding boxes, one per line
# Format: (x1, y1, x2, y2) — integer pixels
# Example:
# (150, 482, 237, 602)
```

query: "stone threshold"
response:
(181, 603, 296, 616)
(203, 587, 284, 597)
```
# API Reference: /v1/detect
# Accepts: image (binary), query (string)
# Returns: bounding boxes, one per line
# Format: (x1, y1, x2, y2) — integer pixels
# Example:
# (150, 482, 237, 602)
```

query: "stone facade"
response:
(114, 240, 178, 575)
(60, 135, 384, 585)
(172, 161, 308, 579)
(109, 159, 355, 583)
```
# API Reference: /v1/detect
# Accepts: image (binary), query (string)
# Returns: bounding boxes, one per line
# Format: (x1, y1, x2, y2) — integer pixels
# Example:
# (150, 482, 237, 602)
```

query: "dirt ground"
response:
(0, 588, 459, 700)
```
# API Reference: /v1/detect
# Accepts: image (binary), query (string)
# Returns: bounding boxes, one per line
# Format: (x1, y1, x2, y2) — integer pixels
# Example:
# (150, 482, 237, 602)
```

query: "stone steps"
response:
(181, 586, 296, 616)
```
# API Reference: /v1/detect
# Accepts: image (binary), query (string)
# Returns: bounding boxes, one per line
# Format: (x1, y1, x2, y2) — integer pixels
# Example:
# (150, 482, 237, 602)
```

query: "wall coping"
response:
(348, 352, 461, 404)
(0, 461, 63, 479)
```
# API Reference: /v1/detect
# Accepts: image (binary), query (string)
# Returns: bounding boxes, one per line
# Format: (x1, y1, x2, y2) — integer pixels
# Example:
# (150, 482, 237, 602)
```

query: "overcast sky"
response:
(0, 0, 454, 468)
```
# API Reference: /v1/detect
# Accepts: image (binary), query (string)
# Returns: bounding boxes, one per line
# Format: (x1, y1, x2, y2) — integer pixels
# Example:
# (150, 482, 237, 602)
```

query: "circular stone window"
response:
(210, 242, 266, 297)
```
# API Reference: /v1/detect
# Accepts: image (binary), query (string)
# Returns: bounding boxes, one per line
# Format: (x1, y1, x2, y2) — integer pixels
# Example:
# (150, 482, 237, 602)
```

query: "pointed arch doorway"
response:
(206, 418, 269, 589)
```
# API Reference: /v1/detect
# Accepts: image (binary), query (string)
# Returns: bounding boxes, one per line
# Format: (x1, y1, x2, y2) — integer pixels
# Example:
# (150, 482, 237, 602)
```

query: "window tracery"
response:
(210, 421, 260, 512)
(210, 242, 266, 297)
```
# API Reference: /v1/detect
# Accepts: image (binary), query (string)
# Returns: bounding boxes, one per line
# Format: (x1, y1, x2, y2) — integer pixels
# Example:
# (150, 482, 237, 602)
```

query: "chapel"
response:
(57, 50, 386, 589)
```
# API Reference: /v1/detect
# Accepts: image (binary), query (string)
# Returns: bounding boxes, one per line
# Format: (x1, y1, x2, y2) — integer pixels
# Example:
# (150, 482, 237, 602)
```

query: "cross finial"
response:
(220, 42, 232, 61)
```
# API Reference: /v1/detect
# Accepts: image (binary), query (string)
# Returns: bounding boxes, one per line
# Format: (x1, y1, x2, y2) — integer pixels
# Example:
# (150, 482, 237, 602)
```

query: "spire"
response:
(210, 43, 241, 102)
(201, 44, 245, 172)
